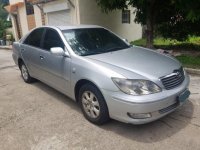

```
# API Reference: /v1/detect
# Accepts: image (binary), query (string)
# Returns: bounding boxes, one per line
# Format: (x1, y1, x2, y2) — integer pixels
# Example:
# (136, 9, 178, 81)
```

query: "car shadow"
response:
(100, 100, 194, 143)
(32, 81, 81, 113)
(32, 81, 194, 143)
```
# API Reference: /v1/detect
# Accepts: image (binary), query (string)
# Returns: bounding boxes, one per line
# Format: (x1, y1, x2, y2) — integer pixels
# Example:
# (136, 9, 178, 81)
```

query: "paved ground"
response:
(0, 49, 200, 150)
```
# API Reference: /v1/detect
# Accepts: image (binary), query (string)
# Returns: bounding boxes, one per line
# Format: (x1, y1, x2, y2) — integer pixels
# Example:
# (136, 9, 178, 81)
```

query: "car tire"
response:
(19, 62, 35, 83)
(79, 83, 110, 125)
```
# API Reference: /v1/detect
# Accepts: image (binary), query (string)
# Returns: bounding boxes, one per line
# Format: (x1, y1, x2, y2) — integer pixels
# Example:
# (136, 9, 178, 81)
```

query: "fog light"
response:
(127, 112, 152, 119)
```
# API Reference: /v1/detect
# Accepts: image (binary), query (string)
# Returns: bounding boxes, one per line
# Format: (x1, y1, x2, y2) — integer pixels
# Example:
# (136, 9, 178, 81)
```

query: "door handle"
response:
(40, 55, 45, 60)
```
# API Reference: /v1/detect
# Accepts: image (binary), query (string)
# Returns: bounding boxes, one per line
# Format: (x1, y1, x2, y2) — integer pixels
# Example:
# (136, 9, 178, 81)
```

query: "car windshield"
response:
(62, 28, 130, 56)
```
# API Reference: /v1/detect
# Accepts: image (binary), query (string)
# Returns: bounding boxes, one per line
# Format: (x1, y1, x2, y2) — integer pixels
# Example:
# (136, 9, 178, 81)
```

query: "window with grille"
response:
(122, 10, 130, 24)
(25, 0, 34, 15)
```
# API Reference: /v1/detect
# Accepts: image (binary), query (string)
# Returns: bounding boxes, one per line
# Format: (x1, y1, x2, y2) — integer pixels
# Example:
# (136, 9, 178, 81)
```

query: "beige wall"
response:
(9, 0, 25, 41)
(27, 14, 36, 30)
(71, 0, 79, 25)
(9, 0, 142, 42)
(9, 1, 40, 40)
(33, 5, 43, 27)
(9, 0, 23, 5)
(9, 0, 29, 37)
(9, 6, 29, 40)
(78, 0, 142, 42)
(10, 15, 18, 41)
(18, 6, 29, 36)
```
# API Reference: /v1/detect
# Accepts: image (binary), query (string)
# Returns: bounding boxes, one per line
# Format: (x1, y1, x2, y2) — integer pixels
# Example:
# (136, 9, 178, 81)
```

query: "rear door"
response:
(38, 28, 71, 94)
(20, 28, 45, 79)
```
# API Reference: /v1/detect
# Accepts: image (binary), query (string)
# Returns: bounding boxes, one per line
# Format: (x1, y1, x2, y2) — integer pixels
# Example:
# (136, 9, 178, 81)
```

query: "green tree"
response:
(0, 1, 11, 39)
(0, 7, 7, 20)
(96, 0, 200, 48)
(156, 0, 200, 41)
(0, 0, 9, 20)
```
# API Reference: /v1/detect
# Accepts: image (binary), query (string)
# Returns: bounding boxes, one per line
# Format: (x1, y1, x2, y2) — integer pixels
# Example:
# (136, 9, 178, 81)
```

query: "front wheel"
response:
(79, 84, 110, 125)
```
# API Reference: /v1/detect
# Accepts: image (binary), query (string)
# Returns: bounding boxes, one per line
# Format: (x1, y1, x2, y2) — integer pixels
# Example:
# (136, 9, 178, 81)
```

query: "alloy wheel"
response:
(81, 91, 100, 119)
(21, 65, 28, 81)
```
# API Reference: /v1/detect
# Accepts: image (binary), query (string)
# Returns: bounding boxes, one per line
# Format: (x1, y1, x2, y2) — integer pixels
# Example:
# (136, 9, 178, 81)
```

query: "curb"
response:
(185, 68, 200, 76)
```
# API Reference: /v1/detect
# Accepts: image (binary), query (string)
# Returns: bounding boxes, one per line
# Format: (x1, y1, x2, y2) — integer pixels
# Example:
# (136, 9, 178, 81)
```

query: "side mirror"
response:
(50, 47, 69, 57)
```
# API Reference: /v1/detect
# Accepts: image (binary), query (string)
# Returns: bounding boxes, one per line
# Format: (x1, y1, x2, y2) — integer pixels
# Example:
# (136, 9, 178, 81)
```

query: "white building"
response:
(5, 0, 142, 42)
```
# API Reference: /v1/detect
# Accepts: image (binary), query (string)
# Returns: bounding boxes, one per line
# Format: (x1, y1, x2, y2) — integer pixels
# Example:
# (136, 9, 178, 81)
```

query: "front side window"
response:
(24, 28, 44, 48)
(43, 29, 65, 51)
(62, 28, 130, 56)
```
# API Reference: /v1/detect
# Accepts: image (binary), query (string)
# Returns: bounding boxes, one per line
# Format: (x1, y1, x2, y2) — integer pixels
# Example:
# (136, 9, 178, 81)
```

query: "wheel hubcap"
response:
(21, 65, 28, 80)
(82, 91, 100, 119)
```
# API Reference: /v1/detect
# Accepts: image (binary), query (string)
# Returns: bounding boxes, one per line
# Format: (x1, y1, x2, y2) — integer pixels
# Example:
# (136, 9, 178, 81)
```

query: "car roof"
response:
(49, 25, 103, 30)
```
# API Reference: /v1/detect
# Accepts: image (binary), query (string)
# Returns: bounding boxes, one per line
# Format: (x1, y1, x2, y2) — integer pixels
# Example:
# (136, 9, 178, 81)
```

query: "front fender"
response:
(70, 56, 124, 99)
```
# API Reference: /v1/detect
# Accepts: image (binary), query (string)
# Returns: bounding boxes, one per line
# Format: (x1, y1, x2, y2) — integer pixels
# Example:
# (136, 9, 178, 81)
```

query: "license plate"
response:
(178, 89, 190, 102)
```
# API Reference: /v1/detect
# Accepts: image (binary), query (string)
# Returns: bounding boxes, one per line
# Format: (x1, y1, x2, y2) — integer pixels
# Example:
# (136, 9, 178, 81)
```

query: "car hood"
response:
(86, 46, 181, 79)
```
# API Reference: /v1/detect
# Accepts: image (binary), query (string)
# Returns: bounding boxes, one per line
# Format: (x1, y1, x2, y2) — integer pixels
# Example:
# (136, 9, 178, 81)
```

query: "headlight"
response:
(112, 78, 161, 95)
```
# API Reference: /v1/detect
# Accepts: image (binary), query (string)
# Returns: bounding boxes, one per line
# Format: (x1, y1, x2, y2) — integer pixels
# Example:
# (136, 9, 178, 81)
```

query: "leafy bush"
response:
(131, 37, 200, 51)
(176, 55, 200, 69)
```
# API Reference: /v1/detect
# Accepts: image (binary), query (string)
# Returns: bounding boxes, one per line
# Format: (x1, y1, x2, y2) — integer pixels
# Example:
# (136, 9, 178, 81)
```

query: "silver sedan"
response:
(12, 25, 190, 125)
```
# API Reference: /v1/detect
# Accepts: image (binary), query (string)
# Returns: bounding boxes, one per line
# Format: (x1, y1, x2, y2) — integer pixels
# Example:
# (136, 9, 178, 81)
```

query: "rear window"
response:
(24, 28, 44, 48)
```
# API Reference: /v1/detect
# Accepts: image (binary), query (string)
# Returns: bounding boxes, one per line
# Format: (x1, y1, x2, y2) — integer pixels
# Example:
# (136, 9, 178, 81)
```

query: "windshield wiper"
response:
(105, 46, 129, 52)
(81, 46, 131, 56)
(81, 51, 104, 56)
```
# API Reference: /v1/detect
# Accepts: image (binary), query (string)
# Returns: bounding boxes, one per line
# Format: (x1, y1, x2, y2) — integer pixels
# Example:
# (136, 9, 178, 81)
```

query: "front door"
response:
(39, 28, 71, 94)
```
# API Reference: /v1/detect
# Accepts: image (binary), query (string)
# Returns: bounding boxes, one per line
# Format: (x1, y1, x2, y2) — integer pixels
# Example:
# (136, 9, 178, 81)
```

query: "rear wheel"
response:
(19, 62, 35, 83)
(79, 83, 110, 125)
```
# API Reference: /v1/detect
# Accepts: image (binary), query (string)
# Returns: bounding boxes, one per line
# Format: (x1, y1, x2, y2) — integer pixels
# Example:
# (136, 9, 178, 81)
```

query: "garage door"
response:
(47, 10, 71, 26)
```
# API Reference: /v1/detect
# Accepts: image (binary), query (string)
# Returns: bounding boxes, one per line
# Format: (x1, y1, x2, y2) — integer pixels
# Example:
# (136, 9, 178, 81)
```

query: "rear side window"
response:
(42, 29, 65, 51)
(24, 28, 44, 48)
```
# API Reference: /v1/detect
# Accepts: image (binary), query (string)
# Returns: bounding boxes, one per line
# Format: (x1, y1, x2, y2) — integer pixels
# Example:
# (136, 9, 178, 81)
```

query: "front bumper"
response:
(101, 74, 190, 124)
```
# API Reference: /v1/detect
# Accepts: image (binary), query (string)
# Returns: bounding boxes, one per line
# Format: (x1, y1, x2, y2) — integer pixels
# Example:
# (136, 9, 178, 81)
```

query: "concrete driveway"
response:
(0, 49, 200, 150)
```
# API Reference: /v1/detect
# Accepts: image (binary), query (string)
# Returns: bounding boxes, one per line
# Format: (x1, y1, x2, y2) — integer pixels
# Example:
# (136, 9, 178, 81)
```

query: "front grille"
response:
(160, 67, 185, 90)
